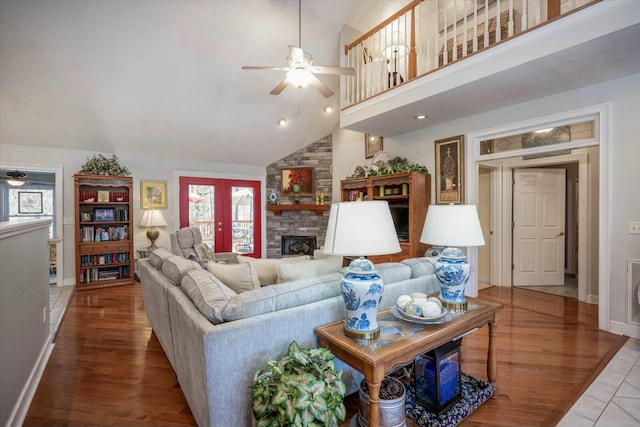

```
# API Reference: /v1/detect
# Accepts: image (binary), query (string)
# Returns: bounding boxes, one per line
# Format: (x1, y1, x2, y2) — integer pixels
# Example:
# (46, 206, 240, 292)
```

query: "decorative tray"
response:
(391, 305, 451, 325)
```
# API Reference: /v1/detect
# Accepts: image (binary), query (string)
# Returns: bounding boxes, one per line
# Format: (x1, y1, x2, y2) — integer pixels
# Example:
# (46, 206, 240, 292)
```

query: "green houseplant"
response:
(250, 341, 347, 427)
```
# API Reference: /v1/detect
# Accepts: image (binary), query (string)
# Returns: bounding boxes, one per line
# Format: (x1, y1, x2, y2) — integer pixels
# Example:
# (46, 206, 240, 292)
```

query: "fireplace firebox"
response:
(281, 236, 317, 257)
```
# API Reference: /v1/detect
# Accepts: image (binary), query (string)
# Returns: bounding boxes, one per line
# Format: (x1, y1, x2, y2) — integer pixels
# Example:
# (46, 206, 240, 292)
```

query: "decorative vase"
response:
(340, 257, 384, 339)
(292, 184, 301, 204)
(434, 247, 471, 312)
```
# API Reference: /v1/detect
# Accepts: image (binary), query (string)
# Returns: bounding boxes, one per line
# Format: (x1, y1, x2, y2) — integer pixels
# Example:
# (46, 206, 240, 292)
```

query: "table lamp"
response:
(139, 209, 168, 250)
(420, 204, 485, 312)
(323, 201, 401, 339)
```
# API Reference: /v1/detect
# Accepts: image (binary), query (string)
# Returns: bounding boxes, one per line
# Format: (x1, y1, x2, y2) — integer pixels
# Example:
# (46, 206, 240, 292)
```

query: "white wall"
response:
(0, 144, 265, 285)
(332, 72, 640, 335)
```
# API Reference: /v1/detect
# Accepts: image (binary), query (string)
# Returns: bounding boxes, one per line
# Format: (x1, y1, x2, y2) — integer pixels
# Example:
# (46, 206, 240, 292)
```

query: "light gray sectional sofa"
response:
(138, 248, 440, 427)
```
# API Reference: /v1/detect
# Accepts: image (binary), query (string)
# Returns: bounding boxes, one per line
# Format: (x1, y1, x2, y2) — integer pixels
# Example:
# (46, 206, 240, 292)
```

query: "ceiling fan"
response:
(241, 0, 354, 97)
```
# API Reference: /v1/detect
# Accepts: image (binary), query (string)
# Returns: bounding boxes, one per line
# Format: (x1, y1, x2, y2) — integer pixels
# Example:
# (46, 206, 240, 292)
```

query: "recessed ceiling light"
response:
(323, 105, 333, 113)
(277, 118, 288, 127)
(415, 114, 427, 120)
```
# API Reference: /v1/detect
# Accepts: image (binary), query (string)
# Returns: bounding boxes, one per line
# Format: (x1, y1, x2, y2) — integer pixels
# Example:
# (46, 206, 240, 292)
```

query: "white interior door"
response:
(513, 168, 566, 286)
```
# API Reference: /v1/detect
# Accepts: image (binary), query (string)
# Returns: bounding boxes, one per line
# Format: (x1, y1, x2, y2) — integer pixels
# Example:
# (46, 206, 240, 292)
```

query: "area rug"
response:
(404, 373, 493, 427)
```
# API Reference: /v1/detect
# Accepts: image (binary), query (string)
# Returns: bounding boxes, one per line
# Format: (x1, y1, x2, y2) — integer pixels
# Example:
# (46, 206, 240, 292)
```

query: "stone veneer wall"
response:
(265, 135, 332, 259)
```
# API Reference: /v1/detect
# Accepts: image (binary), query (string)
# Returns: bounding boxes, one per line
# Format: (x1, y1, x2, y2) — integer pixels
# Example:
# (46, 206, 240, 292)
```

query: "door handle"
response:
(557, 231, 565, 237)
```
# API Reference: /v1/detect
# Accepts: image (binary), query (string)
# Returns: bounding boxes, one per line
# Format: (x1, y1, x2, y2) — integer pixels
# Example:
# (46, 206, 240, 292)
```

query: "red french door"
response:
(179, 177, 261, 257)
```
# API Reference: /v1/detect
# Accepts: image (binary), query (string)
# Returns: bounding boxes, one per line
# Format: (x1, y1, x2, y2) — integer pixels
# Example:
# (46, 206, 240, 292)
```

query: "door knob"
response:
(557, 231, 565, 237)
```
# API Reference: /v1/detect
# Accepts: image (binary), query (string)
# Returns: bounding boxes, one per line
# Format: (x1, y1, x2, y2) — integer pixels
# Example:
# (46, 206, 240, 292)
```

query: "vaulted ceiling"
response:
(0, 0, 391, 166)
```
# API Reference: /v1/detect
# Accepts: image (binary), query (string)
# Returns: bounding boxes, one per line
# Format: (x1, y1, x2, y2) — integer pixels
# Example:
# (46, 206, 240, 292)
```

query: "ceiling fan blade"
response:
(270, 79, 289, 95)
(242, 66, 291, 71)
(308, 74, 334, 97)
(307, 65, 355, 76)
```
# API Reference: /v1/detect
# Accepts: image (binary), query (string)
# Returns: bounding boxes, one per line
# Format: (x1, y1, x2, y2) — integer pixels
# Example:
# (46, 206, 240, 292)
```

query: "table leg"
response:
(487, 313, 499, 397)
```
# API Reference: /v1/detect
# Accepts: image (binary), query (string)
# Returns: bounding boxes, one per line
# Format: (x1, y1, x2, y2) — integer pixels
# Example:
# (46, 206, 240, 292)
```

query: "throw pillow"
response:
(276, 256, 343, 283)
(194, 242, 216, 261)
(181, 269, 237, 324)
(237, 254, 310, 286)
(161, 255, 201, 285)
(207, 262, 261, 293)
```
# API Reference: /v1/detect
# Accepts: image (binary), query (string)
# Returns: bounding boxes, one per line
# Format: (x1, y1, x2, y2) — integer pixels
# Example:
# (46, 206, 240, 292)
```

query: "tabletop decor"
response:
(250, 341, 346, 427)
(78, 154, 131, 176)
(420, 204, 485, 312)
(323, 200, 401, 339)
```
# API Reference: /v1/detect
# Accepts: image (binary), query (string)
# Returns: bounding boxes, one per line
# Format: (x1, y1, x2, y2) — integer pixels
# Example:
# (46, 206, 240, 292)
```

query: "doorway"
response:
(178, 176, 262, 257)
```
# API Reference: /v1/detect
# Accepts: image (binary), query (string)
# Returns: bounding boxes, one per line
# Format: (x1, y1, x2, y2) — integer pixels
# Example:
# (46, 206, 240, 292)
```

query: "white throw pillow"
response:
(276, 256, 343, 283)
(237, 255, 310, 286)
(207, 262, 261, 293)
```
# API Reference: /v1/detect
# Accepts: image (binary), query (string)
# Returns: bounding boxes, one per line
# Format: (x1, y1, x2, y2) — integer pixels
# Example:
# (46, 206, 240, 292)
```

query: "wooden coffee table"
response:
(314, 298, 503, 427)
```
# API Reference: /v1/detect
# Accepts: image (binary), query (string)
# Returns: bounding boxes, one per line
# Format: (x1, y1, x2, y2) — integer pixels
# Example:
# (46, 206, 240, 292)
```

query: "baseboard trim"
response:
(587, 294, 599, 305)
(610, 320, 640, 339)
(5, 340, 55, 427)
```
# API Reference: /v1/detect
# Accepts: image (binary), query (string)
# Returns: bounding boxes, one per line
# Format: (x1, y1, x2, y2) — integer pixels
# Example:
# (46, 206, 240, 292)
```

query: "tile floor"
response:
(558, 337, 640, 427)
(48, 284, 74, 338)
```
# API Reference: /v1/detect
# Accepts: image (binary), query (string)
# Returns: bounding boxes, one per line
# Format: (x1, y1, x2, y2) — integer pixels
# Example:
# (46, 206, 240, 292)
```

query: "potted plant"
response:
(250, 341, 347, 427)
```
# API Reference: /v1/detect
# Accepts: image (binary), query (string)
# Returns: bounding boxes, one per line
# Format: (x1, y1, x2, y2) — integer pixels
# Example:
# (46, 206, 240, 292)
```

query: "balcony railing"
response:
(343, 0, 599, 107)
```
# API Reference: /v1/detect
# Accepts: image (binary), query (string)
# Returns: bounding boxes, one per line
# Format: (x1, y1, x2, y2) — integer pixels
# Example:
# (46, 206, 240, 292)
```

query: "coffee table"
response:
(314, 298, 503, 427)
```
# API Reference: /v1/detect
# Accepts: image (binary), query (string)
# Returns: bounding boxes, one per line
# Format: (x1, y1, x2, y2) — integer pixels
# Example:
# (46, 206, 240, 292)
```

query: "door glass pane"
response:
(189, 185, 215, 248)
(231, 186, 254, 254)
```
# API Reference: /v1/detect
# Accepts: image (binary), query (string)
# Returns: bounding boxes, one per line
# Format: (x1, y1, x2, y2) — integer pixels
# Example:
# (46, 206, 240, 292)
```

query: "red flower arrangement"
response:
(288, 169, 309, 192)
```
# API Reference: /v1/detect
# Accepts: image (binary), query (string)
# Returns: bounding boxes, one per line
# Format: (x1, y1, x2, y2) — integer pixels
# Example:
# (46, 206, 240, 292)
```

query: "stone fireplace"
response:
(281, 236, 317, 257)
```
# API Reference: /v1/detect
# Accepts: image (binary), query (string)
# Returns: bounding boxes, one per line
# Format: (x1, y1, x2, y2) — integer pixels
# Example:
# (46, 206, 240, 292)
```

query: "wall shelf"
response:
(266, 204, 329, 216)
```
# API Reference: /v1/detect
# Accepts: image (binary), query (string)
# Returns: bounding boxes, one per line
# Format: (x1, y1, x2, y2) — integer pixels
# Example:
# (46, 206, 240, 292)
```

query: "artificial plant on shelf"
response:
(250, 341, 346, 427)
(348, 156, 428, 179)
(78, 154, 131, 176)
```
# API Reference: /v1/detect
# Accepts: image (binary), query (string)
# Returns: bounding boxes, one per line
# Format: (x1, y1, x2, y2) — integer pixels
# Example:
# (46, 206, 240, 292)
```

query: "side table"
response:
(314, 298, 503, 427)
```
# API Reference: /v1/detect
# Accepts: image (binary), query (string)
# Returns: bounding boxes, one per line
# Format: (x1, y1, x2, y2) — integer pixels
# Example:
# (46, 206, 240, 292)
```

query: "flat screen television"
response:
(389, 205, 409, 241)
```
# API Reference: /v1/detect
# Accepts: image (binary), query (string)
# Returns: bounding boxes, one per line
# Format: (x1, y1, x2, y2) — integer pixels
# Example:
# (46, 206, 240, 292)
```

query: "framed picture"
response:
(94, 207, 115, 222)
(365, 134, 383, 159)
(98, 190, 110, 203)
(81, 212, 92, 222)
(435, 135, 464, 205)
(141, 180, 166, 209)
(18, 191, 43, 214)
(280, 167, 314, 195)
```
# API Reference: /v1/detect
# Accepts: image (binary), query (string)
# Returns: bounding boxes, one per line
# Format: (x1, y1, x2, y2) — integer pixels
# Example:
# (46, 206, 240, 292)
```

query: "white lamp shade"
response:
(323, 201, 401, 256)
(139, 209, 168, 227)
(420, 204, 485, 247)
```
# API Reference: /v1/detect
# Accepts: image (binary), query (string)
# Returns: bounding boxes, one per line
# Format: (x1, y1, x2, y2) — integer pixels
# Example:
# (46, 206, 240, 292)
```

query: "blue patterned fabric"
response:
(405, 373, 493, 427)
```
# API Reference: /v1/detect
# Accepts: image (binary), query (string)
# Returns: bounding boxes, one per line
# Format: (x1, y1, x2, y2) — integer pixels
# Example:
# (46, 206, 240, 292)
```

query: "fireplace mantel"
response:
(266, 204, 329, 217)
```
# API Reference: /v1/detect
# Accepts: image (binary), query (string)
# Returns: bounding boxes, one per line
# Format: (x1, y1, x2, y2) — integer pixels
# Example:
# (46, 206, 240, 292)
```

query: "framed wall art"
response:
(434, 135, 464, 205)
(280, 167, 314, 196)
(141, 180, 166, 209)
(18, 191, 43, 214)
(365, 134, 383, 159)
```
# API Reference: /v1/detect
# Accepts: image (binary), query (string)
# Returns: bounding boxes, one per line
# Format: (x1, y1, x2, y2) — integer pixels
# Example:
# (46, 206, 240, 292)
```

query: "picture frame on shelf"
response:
(364, 134, 383, 159)
(281, 167, 314, 196)
(18, 191, 43, 214)
(94, 207, 115, 222)
(81, 212, 92, 222)
(141, 180, 166, 209)
(434, 135, 464, 205)
(98, 190, 110, 203)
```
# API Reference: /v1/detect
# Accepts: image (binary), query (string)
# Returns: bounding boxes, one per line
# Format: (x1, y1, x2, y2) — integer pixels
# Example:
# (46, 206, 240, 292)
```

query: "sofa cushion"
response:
(276, 256, 343, 283)
(207, 262, 261, 293)
(180, 269, 237, 324)
(161, 255, 201, 285)
(236, 254, 310, 286)
(194, 242, 216, 261)
(222, 272, 342, 321)
(149, 247, 175, 270)
(375, 262, 412, 284)
(401, 257, 436, 278)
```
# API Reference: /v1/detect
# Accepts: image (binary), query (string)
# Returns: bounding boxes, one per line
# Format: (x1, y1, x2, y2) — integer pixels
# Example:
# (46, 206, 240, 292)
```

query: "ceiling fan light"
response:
(277, 118, 288, 127)
(7, 179, 26, 187)
(287, 68, 313, 88)
(323, 105, 333, 113)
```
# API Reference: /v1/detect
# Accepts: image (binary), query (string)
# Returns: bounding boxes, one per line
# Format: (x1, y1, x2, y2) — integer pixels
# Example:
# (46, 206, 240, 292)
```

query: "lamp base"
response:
(340, 258, 384, 340)
(435, 247, 471, 313)
(146, 228, 160, 251)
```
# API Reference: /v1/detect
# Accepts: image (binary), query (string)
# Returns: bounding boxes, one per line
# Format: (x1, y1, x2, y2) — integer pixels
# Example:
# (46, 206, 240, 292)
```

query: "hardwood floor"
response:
(24, 284, 627, 427)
